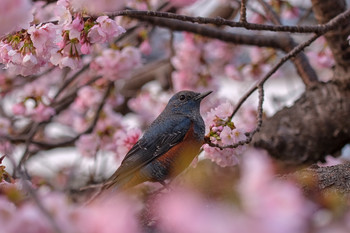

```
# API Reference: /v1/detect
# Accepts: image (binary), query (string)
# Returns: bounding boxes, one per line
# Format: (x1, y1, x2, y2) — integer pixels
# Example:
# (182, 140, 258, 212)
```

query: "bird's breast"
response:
(147, 124, 203, 181)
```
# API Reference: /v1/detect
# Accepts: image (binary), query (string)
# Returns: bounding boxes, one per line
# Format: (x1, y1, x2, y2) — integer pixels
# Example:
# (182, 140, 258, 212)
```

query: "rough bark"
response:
(254, 0, 350, 164)
(285, 163, 350, 194)
(254, 81, 350, 164)
(311, 0, 350, 80)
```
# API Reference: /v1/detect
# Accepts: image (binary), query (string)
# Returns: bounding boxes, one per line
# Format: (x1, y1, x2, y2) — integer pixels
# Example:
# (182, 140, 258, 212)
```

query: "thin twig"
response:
(256, 0, 281, 25)
(205, 85, 264, 149)
(110, 9, 350, 34)
(240, 0, 247, 22)
(17, 122, 40, 169)
(230, 33, 320, 119)
(255, 0, 318, 86)
(206, 33, 321, 149)
(53, 64, 89, 101)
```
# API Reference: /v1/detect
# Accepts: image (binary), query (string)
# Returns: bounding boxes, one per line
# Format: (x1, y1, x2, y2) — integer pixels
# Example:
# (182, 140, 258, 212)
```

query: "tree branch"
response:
(256, 0, 318, 86)
(111, 9, 350, 33)
(254, 81, 350, 164)
(205, 34, 320, 150)
(126, 16, 289, 49)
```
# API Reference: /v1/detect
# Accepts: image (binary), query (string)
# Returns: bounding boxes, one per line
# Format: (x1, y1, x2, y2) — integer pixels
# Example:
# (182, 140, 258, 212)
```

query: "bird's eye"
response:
(179, 95, 186, 101)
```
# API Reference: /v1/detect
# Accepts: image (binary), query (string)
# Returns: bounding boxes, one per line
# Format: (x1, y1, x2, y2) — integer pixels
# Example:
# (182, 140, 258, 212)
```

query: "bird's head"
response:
(165, 90, 212, 115)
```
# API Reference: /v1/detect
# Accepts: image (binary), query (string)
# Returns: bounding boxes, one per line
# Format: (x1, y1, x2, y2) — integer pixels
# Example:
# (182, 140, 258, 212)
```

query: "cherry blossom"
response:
(0, 0, 33, 36)
(239, 149, 312, 233)
(74, 194, 141, 233)
(114, 128, 142, 159)
(88, 16, 126, 44)
(0, 118, 10, 136)
(12, 102, 26, 115)
(31, 103, 56, 122)
(155, 188, 236, 233)
(73, 86, 103, 113)
(76, 134, 100, 158)
(202, 101, 248, 167)
(91, 46, 142, 81)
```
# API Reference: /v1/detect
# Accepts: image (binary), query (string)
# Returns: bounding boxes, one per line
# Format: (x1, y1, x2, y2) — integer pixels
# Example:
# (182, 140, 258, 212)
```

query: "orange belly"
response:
(156, 125, 202, 177)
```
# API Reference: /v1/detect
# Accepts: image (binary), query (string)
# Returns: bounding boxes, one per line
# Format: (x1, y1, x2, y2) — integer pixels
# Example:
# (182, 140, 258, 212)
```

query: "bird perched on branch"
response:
(103, 90, 212, 191)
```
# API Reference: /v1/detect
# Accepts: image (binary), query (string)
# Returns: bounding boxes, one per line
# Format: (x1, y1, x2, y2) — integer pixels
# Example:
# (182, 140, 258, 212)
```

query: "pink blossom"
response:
(66, 16, 84, 40)
(239, 149, 312, 233)
(203, 144, 240, 167)
(28, 23, 61, 59)
(307, 49, 335, 69)
(220, 126, 245, 146)
(98, 106, 124, 132)
(155, 188, 237, 233)
(171, 33, 202, 72)
(225, 64, 243, 80)
(55, 0, 72, 25)
(3, 193, 78, 233)
(31, 1, 54, 23)
(70, 0, 126, 15)
(51, 53, 82, 70)
(128, 91, 167, 124)
(0, 42, 12, 64)
(0, 48, 46, 76)
(203, 40, 234, 65)
(73, 86, 102, 113)
(0, 23, 61, 75)
(236, 106, 258, 131)
(0, 196, 16, 233)
(31, 103, 56, 122)
(171, 70, 199, 92)
(74, 195, 141, 233)
(12, 103, 26, 115)
(282, 6, 300, 20)
(249, 47, 266, 64)
(62, 56, 81, 69)
(0, 0, 33, 36)
(140, 40, 152, 55)
(72, 115, 89, 133)
(205, 101, 233, 127)
(76, 134, 100, 157)
(0, 140, 14, 155)
(87, 25, 106, 44)
(0, 118, 10, 136)
(88, 16, 126, 44)
(22, 53, 38, 68)
(114, 128, 142, 158)
(317, 155, 343, 167)
(91, 47, 141, 81)
(80, 42, 91, 54)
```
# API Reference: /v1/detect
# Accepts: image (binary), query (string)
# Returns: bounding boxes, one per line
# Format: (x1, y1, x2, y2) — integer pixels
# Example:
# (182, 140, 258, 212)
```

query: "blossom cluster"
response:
(0, 0, 33, 37)
(203, 102, 247, 167)
(1, 149, 350, 233)
(67, 89, 141, 160)
(0, 1, 126, 75)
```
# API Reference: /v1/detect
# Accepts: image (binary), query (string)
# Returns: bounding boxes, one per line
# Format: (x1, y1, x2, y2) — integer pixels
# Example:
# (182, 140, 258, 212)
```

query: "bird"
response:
(103, 90, 212, 191)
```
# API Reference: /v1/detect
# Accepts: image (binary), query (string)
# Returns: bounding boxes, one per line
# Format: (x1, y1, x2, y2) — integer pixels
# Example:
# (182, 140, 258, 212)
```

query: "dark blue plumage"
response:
(103, 90, 211, 190)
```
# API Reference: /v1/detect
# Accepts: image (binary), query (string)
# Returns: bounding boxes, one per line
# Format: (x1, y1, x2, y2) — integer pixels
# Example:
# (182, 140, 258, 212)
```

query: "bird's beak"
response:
(195, 91, 212, 101)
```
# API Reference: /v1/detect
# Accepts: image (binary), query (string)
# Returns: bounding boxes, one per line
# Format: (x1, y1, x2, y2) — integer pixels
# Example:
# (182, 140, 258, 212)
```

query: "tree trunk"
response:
(254, 0, 350, 164)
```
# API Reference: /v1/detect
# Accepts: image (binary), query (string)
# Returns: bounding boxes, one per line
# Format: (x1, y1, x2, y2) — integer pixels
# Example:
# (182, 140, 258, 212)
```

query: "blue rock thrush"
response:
(103, 90, 212, 190)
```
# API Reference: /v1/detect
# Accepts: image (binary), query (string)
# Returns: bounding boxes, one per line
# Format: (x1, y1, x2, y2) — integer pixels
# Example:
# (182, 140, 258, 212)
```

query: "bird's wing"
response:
(104, 116, 192, 186)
